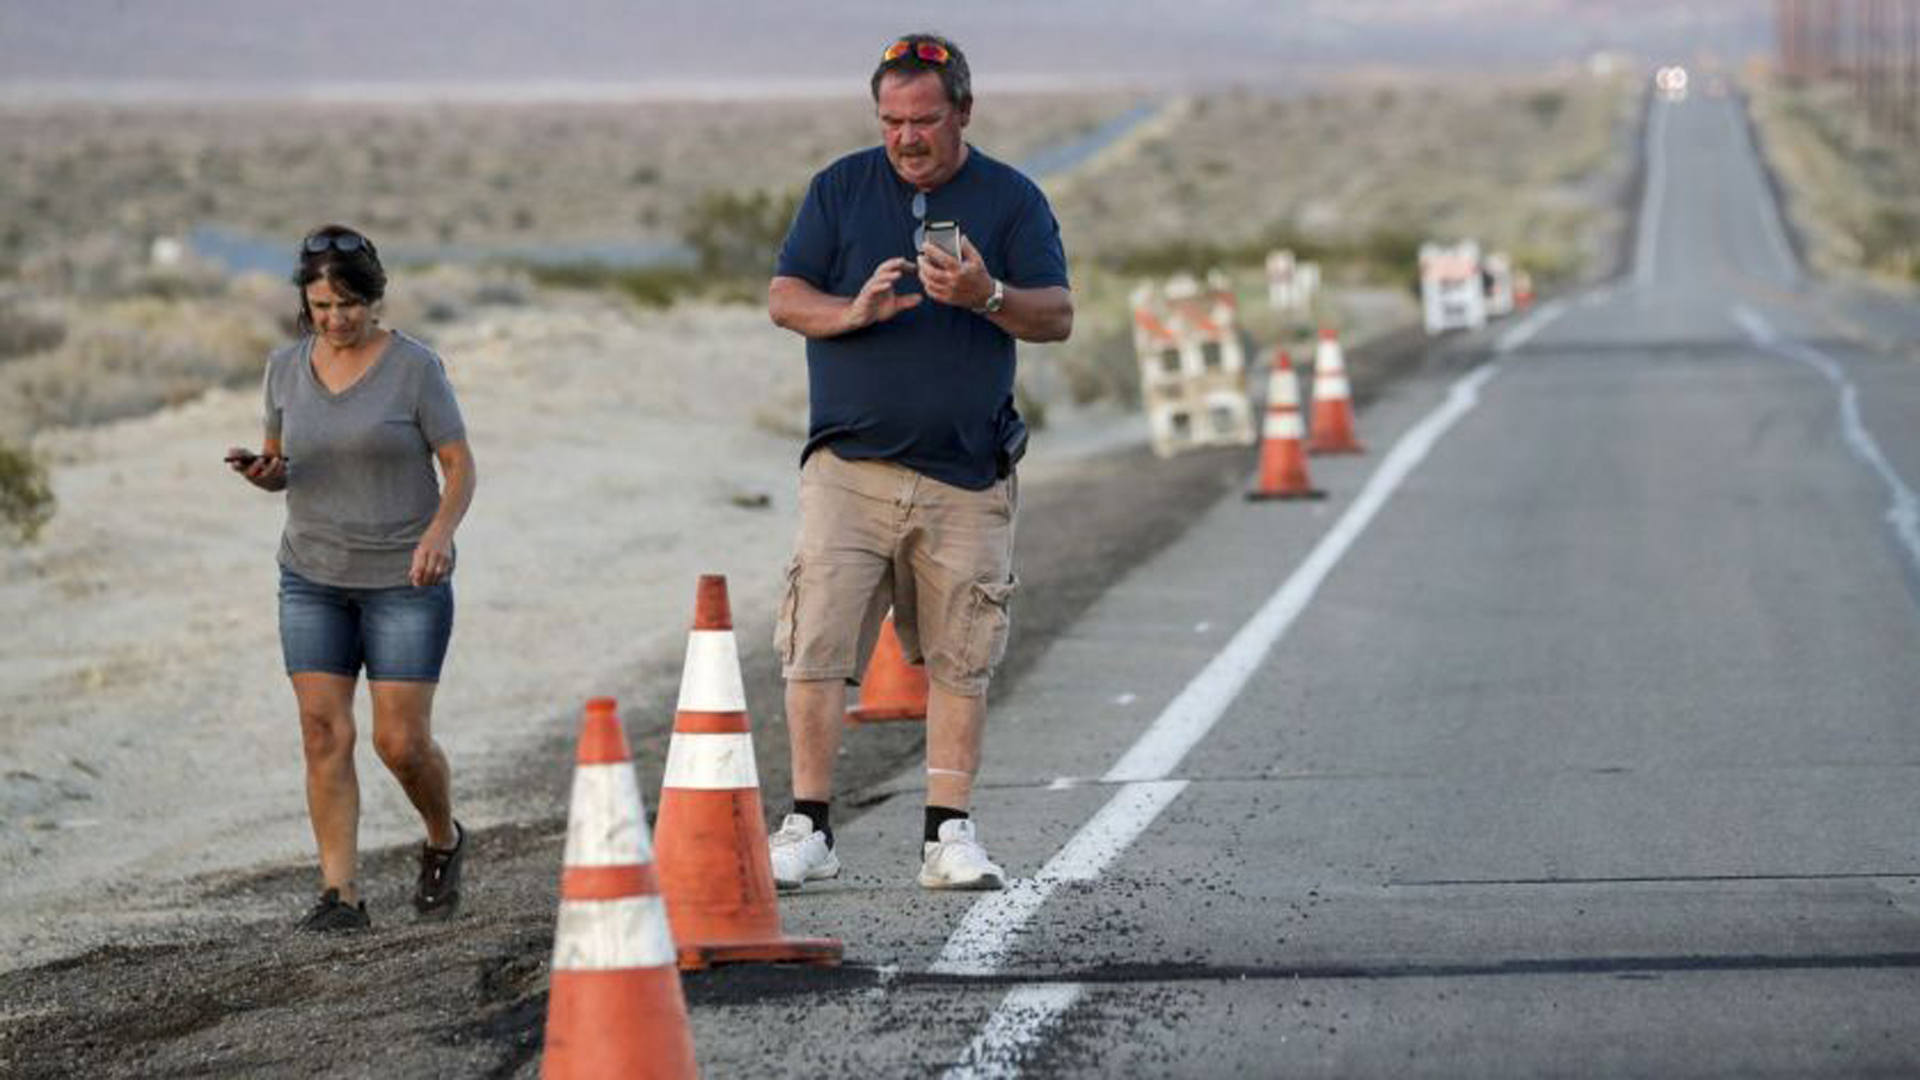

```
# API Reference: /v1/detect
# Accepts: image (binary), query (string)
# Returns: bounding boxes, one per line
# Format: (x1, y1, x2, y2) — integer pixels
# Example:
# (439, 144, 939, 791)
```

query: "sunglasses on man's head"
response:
(302, 232, 369, 255)
(882, 39, 950, 64)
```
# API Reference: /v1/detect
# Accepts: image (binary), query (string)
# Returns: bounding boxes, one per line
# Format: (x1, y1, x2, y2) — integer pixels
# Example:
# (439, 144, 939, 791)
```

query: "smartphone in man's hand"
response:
(924, 220, 962, 260)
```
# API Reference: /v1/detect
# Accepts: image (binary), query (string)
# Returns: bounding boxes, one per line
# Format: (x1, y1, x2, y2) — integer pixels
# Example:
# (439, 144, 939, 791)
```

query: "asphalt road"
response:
(682, 90, 1920, 1075)
(7, 87, 1917, 1080)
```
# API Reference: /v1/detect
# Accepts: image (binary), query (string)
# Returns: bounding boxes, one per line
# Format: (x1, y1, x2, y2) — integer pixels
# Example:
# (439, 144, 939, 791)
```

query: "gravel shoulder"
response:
(0, 316, 1429, 1079)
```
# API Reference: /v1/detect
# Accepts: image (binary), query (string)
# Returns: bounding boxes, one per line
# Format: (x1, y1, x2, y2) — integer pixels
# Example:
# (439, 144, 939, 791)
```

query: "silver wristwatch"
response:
(976, 277, 1005, 315)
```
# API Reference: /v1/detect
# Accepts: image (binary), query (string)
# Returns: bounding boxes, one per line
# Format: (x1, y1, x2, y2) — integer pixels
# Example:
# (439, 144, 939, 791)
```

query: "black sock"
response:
(793, 799, 833, 848)
(925, 805, 969, 843)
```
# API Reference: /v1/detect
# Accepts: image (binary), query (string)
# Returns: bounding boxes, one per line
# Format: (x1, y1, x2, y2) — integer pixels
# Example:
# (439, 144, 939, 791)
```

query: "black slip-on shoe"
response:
(413, 820, 465, 920)
(298, 888, 370, 934)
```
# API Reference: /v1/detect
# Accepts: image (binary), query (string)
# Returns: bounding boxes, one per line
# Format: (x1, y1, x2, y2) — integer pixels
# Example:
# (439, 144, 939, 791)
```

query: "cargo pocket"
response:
(773, 557, 802, 665)
(957, 573, 1019, 688)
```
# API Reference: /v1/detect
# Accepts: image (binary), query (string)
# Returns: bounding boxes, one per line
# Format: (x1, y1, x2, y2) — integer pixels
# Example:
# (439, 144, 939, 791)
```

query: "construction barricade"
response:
(1419, 240, 1488, 334)
(1132, 272, 1257, 458)
(1265, 248, 1320, 316)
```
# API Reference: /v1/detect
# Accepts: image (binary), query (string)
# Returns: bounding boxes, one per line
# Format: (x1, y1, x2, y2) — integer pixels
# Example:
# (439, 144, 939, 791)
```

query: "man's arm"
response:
(984, 283, 1073, 344)
(769, 260, 923, 340)
(916, 240, 1073, 344)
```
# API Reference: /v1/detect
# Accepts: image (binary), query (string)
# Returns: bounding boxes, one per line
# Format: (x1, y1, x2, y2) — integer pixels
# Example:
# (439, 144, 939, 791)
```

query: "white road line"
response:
(934, 361, 1504, 1073)
(1103, 363, 1501, 786)
(943, 984, 1085, 1080)
(1735, 306, 1920, 575)
(933, 780, 1187, 976)
(1634, 97, 1670, 290)
(1495, 298, 1567, 354)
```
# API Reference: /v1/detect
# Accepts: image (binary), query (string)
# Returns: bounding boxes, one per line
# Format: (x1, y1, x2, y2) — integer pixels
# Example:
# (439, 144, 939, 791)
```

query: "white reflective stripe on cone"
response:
(1264, 412, 1305, 439)
(676, 630, 747, 712)
(564, 763, 654, 867)
(1315, 375, 1351, 396)
(662, 732, 760, 789)
(551, 895, 677, 971)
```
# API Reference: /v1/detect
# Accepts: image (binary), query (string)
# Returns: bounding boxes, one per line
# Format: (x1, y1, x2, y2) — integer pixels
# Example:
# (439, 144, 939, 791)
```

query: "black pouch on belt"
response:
(995, 408, 1029, 480)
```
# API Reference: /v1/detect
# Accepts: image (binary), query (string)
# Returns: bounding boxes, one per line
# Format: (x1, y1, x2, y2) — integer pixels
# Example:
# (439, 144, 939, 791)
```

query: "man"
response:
(766, 32, 1072, 892)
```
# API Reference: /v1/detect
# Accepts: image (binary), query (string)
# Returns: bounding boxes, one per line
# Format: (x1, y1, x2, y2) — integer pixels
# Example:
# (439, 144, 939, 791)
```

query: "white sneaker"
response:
(918, 818, 1006, 891)
(769, 813, 840, 891)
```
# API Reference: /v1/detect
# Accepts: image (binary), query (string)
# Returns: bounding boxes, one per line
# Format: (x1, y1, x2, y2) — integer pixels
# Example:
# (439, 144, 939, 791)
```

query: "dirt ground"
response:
(0, 324, 1434, 1079)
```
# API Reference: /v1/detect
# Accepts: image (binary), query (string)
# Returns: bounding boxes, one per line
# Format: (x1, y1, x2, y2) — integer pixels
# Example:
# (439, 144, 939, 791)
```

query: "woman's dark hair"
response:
(292, 224, 387, 334)
(869, 32, 971, 111)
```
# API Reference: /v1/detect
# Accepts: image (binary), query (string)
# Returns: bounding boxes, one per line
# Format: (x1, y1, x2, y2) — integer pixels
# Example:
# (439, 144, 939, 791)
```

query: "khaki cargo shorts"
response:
(775, 446, 1019, 697)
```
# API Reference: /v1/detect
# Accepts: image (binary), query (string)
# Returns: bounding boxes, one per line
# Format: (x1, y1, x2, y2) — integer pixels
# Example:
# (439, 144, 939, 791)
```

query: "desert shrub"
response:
(525, 262, 704, 309)
(386, 264, 534, 326)
(0, 301, 65, 361)
(1057, 325, 1142, 407)
(681, 189, 800, 280)
(1107, 238, 1254, 278)
(1104, 224, 1419, 289)
(19, 235, 144, 297)
(124, 260, 228, 301)
(0, 298, 279, 430)
(1526, 90, 1567, 126)
(1013, 377, 1049, 432)
(0, 439, 54, 542)
(17, 233, 227, 301)
(1860, 207, 1920, 271)
(1353, 227, 1425, 288)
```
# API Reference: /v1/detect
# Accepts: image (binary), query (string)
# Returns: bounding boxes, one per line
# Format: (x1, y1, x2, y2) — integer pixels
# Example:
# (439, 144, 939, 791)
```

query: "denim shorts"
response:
(278, 566, 455, 682)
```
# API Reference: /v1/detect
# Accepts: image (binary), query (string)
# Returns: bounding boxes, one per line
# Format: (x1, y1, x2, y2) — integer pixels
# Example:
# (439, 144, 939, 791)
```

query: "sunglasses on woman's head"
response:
(302, 233, 369, 255)
(882, 39, 950, 64)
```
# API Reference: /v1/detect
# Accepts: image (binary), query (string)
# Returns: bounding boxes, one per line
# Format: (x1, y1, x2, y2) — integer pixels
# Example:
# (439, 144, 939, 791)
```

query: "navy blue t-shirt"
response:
(775, 145, 1069, 490)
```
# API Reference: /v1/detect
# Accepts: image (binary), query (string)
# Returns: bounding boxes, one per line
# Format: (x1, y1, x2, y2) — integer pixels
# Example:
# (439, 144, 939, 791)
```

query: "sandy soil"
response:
(0, 291, 1163, 973)
(0, 303, 1444, 1078)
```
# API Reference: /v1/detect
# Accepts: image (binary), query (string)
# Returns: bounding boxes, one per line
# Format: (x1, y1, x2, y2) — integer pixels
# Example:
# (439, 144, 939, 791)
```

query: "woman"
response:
(229, 224, 477, 932)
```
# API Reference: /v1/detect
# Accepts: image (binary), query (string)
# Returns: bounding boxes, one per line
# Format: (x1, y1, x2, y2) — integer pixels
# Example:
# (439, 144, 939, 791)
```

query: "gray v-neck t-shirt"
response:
(263, 330, 467, 588)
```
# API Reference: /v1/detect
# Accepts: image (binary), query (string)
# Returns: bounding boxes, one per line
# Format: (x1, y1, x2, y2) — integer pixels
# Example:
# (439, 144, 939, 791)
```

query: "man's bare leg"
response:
(786, 677, 847, 802)
(925, 683, 985, 810)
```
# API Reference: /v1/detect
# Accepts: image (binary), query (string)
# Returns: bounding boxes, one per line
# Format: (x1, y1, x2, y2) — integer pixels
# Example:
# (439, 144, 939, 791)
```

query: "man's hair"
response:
(869, 32, 971, 110)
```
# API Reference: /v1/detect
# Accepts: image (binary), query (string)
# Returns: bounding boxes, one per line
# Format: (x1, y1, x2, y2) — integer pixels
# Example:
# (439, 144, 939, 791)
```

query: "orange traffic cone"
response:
(1307, 328, 1365, 455)
(653, 574, 844, 970)
(1247, 349, 1325, 501)
(846, 613, 929, 724)
(541, 697, 698, 1080)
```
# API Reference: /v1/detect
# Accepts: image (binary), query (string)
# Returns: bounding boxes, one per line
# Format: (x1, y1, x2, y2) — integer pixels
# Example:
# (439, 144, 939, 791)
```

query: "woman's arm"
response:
(411, 438, 476, 587)
(228, 435, 288, 491)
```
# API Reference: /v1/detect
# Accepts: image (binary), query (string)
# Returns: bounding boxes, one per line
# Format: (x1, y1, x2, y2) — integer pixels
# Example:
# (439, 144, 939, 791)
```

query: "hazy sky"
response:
(0, 0, 1771, 99)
